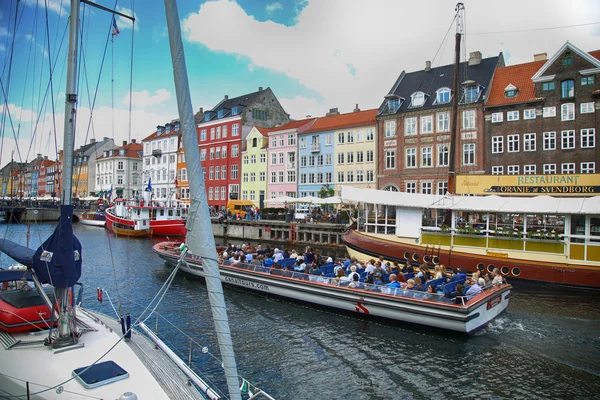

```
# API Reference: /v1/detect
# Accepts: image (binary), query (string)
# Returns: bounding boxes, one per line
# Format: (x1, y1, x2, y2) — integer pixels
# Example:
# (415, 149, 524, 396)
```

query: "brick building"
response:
(485, 42, 599, 177)
(376, 52, 504, 194)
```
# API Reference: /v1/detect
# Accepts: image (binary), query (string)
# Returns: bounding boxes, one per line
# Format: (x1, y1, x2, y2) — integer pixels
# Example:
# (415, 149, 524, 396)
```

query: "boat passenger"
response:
(304, 247, 315, 264)
(434, 265, 443, 279)
(256, 244, 265, 255)
(440, 264, 448, 278)
(391, 261, 401, 274)
(387, 274, 401, 289)
(413, 276, 425, 291)
(348, 274, 364, 289)
(452, 284, 465, 304)
(404, 263, 414, 274)
(251, 255, 263, 266)
(405, 279, 416, 290)
(290, 249, 298, 259)
(343, 256, 351, 269)
(465, 277, 483, 296)
(417, 263, 430, 282)
(333, 263, 344, 276)
(492, 268, 503, 286)
(372, 261, 385, 277)
(364, 259, 376, 275)
(273, 248, 284, 262)
(396, 272, 407, 284)
(373, 273, 384, 286)
(333, 268, 346, 283)
(347, 265, 359, 281)
(310, 264, 322, 276)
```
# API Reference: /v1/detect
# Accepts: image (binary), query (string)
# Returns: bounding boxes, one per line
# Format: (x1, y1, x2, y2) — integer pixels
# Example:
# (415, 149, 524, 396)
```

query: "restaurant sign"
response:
(456, 174, 600, 196)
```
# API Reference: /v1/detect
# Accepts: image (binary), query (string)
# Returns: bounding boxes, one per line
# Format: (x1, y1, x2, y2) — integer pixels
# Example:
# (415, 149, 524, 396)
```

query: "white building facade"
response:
(95, 140, 143, 199)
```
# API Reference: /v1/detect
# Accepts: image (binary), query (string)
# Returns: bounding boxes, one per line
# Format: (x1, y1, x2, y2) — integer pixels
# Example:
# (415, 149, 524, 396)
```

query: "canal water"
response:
(1, 223, 599, 399)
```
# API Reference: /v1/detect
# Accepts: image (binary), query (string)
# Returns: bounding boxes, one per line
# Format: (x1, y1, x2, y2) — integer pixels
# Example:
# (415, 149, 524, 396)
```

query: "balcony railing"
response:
(310, 143, 320, 152)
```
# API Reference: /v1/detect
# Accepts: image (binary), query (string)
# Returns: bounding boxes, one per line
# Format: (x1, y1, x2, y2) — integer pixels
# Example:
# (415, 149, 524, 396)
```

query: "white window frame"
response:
(405, 148, 416, 168)
(543, 106, 556, 118)
(524, 133, 536, 152)
(491, 112, 503, 123)
(561, 103, 575, 121)
(421, 147, 433, 167)
(385, 120, 396, 137)
(405, 181, 417, 193)
(492, 136, 504, 154)
(437, 145, 449, 167)
(561, 130, 575, 149)
(507, 134, 520, 153)
(523, 109, 536, 120)
(580, 102, 594, 114)
(581, 128, 595, 148)
(561, 163, 575, 174)
(507, 165, 519, 175)
(462, 143, 475, 166)
(404, 118, 417, 136)
(507, 110, 519, 121)
(437, 112, 450, 132)
(491, 166, 503, 175)
(462, 109, 476, 130)
(524, 164, 536, 175)
(581, 162, 596, 174)
(543, 132, 556, 151)
(543, 164, 556, 174)
(420, 115, 433, 134)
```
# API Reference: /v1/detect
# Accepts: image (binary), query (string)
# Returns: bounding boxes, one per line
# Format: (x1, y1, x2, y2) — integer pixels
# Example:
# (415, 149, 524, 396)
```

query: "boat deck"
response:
(90, 310, 210, 400)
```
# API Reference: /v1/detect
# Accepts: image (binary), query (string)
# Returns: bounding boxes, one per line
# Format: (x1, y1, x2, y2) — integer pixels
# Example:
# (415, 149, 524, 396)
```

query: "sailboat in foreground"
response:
(0, 1, 257, 398)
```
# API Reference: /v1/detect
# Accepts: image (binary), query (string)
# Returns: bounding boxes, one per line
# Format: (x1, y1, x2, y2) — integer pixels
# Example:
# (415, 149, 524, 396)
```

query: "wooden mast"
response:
(448, 3, 464, 195)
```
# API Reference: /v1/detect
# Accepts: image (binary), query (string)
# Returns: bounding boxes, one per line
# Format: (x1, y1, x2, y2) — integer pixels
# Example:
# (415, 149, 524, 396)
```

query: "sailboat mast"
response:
(162, 1, 241, 399)
(447, 2, 464, 195)
(61, 0, 79, 205)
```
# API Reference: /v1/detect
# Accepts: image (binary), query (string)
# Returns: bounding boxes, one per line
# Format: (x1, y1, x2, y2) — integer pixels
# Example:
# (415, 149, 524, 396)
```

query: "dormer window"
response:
(504, 83, 518, 98)
(410, 91, 426, 107)
(232, 106, 239, 115)
(462, 81, 481, 103)
(435, 87, 451, 104)
(562, 51, 573, 66)
(204, 113, 211, 122)
(252, 138, 258, 148)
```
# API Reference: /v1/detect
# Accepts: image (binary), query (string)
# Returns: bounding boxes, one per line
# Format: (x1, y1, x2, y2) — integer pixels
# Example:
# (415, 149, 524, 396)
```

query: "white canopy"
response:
(81, 196, 100, 201)
(341, 186, 600, 215)
(264, 196, 295, 204)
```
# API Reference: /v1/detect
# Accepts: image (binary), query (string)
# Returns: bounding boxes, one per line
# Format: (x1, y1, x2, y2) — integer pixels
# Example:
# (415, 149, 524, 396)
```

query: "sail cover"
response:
(29, 205, 82, 287)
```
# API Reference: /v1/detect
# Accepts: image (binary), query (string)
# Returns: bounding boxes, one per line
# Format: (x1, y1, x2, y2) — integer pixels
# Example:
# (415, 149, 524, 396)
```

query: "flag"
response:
(146, 177, 152, 192)
(108, 185, 113, 200)
(111, 17, 120, 36)
(174, 177, 178, 186)
(239, 378, 253, 396)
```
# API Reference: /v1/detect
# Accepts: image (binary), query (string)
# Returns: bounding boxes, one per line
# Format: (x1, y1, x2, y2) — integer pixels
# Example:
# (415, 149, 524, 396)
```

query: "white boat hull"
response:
(79, 218, 106, 227)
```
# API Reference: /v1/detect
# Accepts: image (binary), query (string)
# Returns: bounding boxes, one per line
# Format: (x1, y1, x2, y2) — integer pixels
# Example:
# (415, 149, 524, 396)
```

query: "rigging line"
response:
(470, 21, 600, 35)
(425, 13, 457, 96)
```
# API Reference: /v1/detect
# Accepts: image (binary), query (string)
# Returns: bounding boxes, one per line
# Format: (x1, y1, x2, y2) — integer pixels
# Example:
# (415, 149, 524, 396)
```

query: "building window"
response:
(581, 162, 596, 174)
(366, 129, 374, 141)
(505, 89, 517, 98)
(410, 91, 426, 107)
(356, 170, 364, 182)
(278, 171, 284, 183)
(231, 145, 239, 157)
(543, 132, 556, 150)
(288, 134, 296, 146)
(325, 134, 333, 146)
(543, 164, 556, 174)
(385, 120, 396, 137)
(421, 181, 433, 194)
(581, 128, 595, 148)
(492, 136, 504, 154)
(491, 166, 503, 175)
(271, 153, 277, 165)
(420, 115, 433, 134)
(463, 86, 480, 103)
(385, 150, 396, 169)
(561, 79, 574, 98)
(507, 165, 519, 175)
(356, 151, 364, 163)
(337, 172, 344, 183)
(347, 152, 354, 164)
(337, 153, 344, 164)
(209, 167, 214, 180)
(543, 107, 556, 118)
(260, 154, 266, 163)
(347, 131, 354, 143)
(232, 123, 239, 136)
(437, 112, 450, 132)
(279, 135, 284, 147)
(337, 132, 345, 144)
(278, 152, 284, 165)
(524, 165, 536, 175)
(421, 147, 432, 167)
(561, 163, 575, 174)
(404, 118, 417, 136)
(462, 143, 475, 165)
(259, 172, 265, 182)
(270, 171, 276, 184)
(250, 172, 256, 182)
(366, 150, 374, 163)
(561, 130, 575, 149)
(405, 148, 416, 168)
(524, 133, 536, 152)
(366, 170, 374, 182)
(222, 125, 227, 137)
(437, 181, 448, 195)
(581, 76, 595, 85)
(507, 111, 519, 121)
(208, 187, 213, 200)
(491, 112, 503, 123)
(561, 103, 575, 121)
(542, 82, 555, 91)
(299, 137, 306, 148)
(462, 109, 476, 130)
(405, 181, 417, 193)
(347, 171, 354, 183)
(523, 109, 536, 120)
(251, 155, 257, 164)
(507, 134, 519, 152)
(437, 145, 449, 167)
(241, 190, 248, 200)
(326, 172, 333, 183)
(242, 173, 248, 183)
(221, 187, 226, 200)
(435, 88, 451, 104)
(270, 137, 276, 148)
(581, 102, 594, 114)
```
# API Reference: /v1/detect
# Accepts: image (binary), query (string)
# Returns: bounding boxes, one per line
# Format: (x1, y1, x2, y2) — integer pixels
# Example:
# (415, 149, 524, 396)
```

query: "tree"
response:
(319, 184, 334, 198)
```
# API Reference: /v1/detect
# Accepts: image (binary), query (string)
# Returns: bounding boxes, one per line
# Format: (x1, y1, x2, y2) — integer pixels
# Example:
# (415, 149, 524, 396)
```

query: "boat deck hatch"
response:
(72, 360, 129, 389)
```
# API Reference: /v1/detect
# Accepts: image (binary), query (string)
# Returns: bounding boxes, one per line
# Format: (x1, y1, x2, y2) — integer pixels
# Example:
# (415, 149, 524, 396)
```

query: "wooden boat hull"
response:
(106, 210, 186, 236)
(112, 224, 153, 237)
(343, 229, 600, 288)
(153, 242, 511, 334)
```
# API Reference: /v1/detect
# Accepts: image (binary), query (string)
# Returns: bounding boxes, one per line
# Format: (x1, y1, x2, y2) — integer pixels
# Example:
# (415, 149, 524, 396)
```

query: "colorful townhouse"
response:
(332, 108, 378, 193)
(483, 42, 599, 181)
(265, 118, 316, 204)
(241, 126, 270, 207)
(35, 157, 55, 197)
(175, 145, 189, 205)
(376, 51, 504, 194)
(95, 140, 143, 199)
(196, 87, 289, 209)
(142, 121, 180, 204)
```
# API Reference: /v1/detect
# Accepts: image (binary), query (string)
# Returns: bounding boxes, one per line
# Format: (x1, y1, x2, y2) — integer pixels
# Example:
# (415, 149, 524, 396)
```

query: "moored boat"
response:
(79, 210, 106, 227)
(112, 221, 153, 237)
(153, 242, 511, 334)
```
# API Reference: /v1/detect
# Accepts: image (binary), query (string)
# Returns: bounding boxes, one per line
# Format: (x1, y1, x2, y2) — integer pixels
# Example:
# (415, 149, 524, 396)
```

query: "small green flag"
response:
(240, 378, 249, 393)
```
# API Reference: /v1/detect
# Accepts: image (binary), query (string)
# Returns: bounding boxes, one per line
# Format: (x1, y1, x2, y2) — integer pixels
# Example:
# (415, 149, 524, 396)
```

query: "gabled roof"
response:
(379, 55, 501, 115)
(142, 125, 181, 142)
(303, 109, 377, 134)
(203, 88, 271, 122)
(97, 143, 143, 160)
(486, 60, 546, 107)
(265, 118, 318, 135)
(531, 41, 600, 82)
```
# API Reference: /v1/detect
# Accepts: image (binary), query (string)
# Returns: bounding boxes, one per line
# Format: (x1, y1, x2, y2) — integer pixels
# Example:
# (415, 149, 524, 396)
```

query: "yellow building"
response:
(241, 126, 270, 207)
(333, 109, 378, 194)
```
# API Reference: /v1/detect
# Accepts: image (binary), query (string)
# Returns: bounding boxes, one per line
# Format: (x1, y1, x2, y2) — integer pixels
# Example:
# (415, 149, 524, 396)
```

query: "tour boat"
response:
(105, 191, 187, 237)
(79, 210, 106, 227)
(152, 241, 511, 334)
(341, 186, 600, 288)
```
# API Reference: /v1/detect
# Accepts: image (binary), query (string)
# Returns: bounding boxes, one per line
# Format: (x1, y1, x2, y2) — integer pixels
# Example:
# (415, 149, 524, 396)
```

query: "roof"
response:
(142, 125, 181, 142)
(379, 55, 501, 115)
(201, 87, 272, 122)
(532, 42, 600, 81)
(341, 186, 600, 215)
(487, 48, 600, 107)
(486, 60, 546, 107)
(303, 109, 377, 134)
(97, 143, 143, 160)
(265, 118, 318, 135)
(74, 138, 112, 156)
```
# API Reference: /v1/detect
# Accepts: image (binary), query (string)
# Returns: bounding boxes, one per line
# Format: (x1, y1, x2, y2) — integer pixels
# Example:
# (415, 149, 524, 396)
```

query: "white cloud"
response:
(279, 96, 323, 120)
(182, 0, 599, 119)
(116, 6, 139, 31)
(7, 104, 37, 123)
(265, 2, 283, 14)
(122, 89, 172, 107)
(22, 0, 67, 16)
(0, 44, 5, 52)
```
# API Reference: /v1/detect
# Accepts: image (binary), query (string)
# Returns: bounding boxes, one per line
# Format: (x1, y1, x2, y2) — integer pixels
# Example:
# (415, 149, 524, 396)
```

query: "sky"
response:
(1, 0, 599, 167)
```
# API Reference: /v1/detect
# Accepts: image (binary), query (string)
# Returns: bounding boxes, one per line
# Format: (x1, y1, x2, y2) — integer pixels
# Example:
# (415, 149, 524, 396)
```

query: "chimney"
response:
(37, 153, 42, 159)
(534, 52, 547, 62)
(44, 156, 48, 160)
(326, 107, 340, 116)
(425, 60, 431, 71)
(199, 107, 203, 113)
(224, 95, 229, 100)
(89, 138, 96, 144)
(305, 115, 312, 118)
(131, 139, 136, 144)
(123, 141, 127, 146)
(258, 86, 263, 91)
(103, 137, 110, 142)
(353, 103, 360, 112)
(468, 51, 482, 66)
